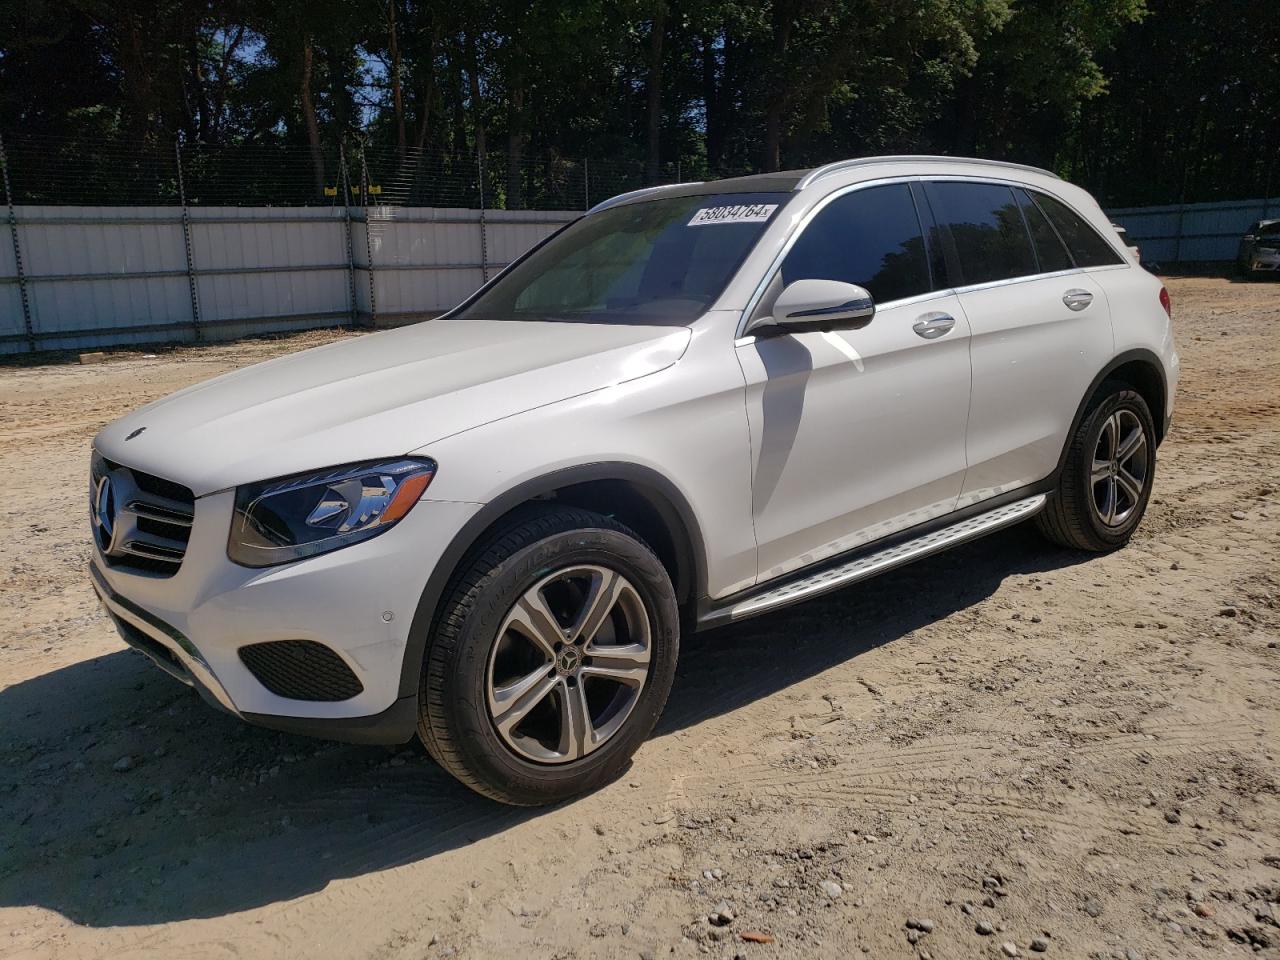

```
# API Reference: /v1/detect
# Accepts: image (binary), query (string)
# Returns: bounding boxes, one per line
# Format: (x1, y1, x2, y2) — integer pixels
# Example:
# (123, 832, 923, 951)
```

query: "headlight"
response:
(228, 458, 436, 567)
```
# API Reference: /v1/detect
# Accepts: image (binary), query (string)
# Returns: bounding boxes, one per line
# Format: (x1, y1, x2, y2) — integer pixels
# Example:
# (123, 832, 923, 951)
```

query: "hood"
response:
(94, 318, 691, 495)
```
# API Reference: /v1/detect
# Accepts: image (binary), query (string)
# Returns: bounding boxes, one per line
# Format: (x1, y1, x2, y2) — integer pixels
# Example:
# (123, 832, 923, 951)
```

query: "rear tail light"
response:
(1159, 286, 1171, 319)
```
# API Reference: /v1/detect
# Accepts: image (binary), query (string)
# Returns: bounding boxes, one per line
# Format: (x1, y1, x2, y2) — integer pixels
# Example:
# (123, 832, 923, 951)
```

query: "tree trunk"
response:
(300, 39, 325, 198)
(701, 30, 720, 174)
(414, 30, 440, 152)
(466, 33, 486, 159)
(762, 4, 792, 172)
(388, 0, 406, 160)
(645, 3, 667, 184)
(506, 84, 525, 209)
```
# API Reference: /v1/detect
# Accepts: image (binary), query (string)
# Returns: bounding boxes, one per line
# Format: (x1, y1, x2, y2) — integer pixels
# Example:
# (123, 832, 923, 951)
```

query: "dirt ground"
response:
(0, 276, 1277, 960)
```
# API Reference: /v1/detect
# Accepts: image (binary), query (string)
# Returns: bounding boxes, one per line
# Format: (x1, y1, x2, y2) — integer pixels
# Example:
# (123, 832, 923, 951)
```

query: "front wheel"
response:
(1036, 382, 1157, 552)
(418, 506, 680, 805)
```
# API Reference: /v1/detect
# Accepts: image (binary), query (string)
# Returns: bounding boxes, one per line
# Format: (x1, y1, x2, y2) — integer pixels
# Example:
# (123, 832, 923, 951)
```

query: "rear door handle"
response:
(1062, 288, 1094, 311)
(913, 312, 956, 339)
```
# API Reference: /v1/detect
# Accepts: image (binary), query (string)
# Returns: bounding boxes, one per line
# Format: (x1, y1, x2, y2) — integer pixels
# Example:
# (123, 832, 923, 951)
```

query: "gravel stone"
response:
(818, 879, 843, 899)
(976, 920, 994, 935)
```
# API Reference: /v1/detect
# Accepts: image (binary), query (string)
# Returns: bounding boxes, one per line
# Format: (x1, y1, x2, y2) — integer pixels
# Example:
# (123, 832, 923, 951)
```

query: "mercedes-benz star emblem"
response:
(93, 474, 116, 551)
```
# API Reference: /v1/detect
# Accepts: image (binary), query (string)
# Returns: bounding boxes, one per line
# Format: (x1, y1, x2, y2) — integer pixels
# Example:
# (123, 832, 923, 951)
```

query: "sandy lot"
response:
(0, 277, 1277, 960)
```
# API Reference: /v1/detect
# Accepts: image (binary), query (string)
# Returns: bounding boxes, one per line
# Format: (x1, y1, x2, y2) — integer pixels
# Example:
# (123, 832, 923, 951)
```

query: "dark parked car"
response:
(1237, 219, 1280, 277)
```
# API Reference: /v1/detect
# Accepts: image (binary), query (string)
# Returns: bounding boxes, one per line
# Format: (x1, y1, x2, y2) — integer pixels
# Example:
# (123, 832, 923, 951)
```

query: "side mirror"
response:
(758, 279, 875, 335)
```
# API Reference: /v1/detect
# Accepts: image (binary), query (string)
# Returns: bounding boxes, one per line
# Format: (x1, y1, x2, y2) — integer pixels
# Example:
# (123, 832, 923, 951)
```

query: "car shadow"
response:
(0, 523, 1089, 927)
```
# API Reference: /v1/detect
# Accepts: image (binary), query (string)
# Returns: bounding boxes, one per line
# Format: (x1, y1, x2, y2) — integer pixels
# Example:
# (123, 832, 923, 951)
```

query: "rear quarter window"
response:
(1031, 191, 1125, 268)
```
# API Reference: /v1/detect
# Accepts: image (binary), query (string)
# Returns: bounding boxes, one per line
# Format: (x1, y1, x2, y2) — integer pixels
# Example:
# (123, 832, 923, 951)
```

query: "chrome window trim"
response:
(950, 266, 1083, 297)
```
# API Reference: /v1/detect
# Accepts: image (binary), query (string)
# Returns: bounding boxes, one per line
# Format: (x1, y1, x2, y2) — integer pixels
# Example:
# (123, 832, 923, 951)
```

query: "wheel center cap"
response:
(556, 647, 582, 676)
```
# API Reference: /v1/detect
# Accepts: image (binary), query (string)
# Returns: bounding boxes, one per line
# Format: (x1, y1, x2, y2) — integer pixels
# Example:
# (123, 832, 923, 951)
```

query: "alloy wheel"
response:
(485, 565, 652, 764)
(1091, 409, 1149, 527)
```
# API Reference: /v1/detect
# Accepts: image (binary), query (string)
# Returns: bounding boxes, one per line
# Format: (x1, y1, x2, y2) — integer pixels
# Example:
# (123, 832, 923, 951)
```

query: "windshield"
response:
(455, 191, 789, 325)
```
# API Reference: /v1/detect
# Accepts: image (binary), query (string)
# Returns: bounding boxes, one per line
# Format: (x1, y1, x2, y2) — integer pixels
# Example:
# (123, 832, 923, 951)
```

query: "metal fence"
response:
(5, 131, 1273, 354)
(0, 132, 676, 354)
(0, 204, 576, 355)
(1107, 197, 1279, 267)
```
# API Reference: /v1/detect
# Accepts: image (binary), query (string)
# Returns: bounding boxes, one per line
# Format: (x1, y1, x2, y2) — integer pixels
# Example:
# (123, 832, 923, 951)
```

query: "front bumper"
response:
(1250, 251, 1280, 272)
(90, 489, 481, 743)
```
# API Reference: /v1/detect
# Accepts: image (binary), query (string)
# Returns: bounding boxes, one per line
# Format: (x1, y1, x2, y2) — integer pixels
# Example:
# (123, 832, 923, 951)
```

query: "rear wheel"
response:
(1036, 382, 1156, 552)
(418, 506, 679, 805)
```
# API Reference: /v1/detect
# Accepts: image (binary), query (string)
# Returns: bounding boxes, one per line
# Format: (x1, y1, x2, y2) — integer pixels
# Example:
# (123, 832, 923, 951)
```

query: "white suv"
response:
(89, 156, 1178, 804)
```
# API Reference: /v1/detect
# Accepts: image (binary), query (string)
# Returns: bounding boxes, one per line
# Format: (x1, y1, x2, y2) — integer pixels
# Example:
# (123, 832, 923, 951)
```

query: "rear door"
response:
(923, 180, 1118, 503)
(737, 181, 972, 583)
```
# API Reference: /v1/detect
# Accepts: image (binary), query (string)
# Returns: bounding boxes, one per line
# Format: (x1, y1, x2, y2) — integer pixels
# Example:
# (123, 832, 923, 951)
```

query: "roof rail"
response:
(587, 182, 703, 215)
(795, 155, 1059, 190)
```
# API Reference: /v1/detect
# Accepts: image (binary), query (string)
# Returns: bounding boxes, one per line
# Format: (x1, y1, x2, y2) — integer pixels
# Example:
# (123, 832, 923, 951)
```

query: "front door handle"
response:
(1062, 288, 1094, 311)
(913, 312, 956, 339)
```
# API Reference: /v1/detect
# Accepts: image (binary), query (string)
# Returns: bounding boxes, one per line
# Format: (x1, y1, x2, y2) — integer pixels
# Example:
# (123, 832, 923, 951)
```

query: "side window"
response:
(780, 183, 931, 304)
(1031, 191, 1124, 267)
(926, 181, 1037, 286)
(1016, 188, 1073, 273)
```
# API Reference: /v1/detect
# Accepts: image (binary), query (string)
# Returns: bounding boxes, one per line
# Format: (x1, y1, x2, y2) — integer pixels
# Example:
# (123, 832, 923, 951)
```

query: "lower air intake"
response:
(238, 640, 364, 702)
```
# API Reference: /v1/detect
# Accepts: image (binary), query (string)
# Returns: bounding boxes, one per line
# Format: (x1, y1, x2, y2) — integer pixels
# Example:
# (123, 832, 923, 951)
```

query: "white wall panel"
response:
(3, 203, 577, 353)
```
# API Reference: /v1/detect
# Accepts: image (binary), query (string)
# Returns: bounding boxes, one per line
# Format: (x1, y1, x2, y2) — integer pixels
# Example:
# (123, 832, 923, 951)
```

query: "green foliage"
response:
(0, 0, 1272, 205)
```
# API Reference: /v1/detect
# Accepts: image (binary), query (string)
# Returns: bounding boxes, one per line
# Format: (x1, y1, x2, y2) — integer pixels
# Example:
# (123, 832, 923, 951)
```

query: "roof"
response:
(589, 155, 1059, 214)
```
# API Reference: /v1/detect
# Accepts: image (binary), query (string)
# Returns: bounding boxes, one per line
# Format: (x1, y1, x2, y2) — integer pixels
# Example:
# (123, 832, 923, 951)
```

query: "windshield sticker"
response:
(688, 203, 778, 226)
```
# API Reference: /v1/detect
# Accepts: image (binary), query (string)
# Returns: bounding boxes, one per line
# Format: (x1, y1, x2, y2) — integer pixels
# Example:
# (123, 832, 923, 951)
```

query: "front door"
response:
(736, 182, 972, 584)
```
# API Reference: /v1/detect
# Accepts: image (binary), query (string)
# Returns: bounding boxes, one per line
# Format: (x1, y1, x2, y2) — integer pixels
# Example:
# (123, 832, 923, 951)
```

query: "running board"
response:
(700, 494, 1047, 627)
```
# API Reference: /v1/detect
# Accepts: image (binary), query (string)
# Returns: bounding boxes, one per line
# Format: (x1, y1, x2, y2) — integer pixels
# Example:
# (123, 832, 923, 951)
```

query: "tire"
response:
(417, 505, 680, 805)
(1036, 381, 1157, 552)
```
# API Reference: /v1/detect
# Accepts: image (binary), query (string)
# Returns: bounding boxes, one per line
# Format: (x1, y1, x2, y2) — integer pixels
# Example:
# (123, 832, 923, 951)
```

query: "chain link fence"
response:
(0, 133, 677, 210)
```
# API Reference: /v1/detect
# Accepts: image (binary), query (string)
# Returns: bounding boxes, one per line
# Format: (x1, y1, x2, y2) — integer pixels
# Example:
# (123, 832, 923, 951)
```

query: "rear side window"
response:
(1031, 191, 1125, 267)
(780, 183, 931, 303)
(1016, 189, 1073, 273)
(926, 182, 1037, 286)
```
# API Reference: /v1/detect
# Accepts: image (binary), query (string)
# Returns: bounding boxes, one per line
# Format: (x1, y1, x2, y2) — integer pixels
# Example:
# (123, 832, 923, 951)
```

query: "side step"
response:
(701, 494, 1046, 627)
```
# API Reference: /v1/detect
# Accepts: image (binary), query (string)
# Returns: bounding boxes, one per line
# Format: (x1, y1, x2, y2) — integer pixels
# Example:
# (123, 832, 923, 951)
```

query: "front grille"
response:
(238, 640, 365, 702)
(91, 453, 196, 577)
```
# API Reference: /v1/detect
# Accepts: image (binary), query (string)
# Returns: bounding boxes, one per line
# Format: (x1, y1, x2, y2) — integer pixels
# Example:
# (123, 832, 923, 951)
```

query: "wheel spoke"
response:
(568, 568, 624, 646)
(1117, 465, 1144, 505)
(1101, 476, 1118, 524)
(1099, 413, 1119, 461)
(581, 644, 650, 686)
(506, 588, 565, 657)
(491, 667, 558, 738)
(1116, 424, 1145, 464)
(1091, 458, 1112, 484)
(556, 679, 594, 760)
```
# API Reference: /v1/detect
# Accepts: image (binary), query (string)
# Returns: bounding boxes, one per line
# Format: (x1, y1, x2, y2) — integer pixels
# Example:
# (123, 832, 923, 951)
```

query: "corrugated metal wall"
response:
(0, 205, 576, 354)
(1108, 197, 1279, 265)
